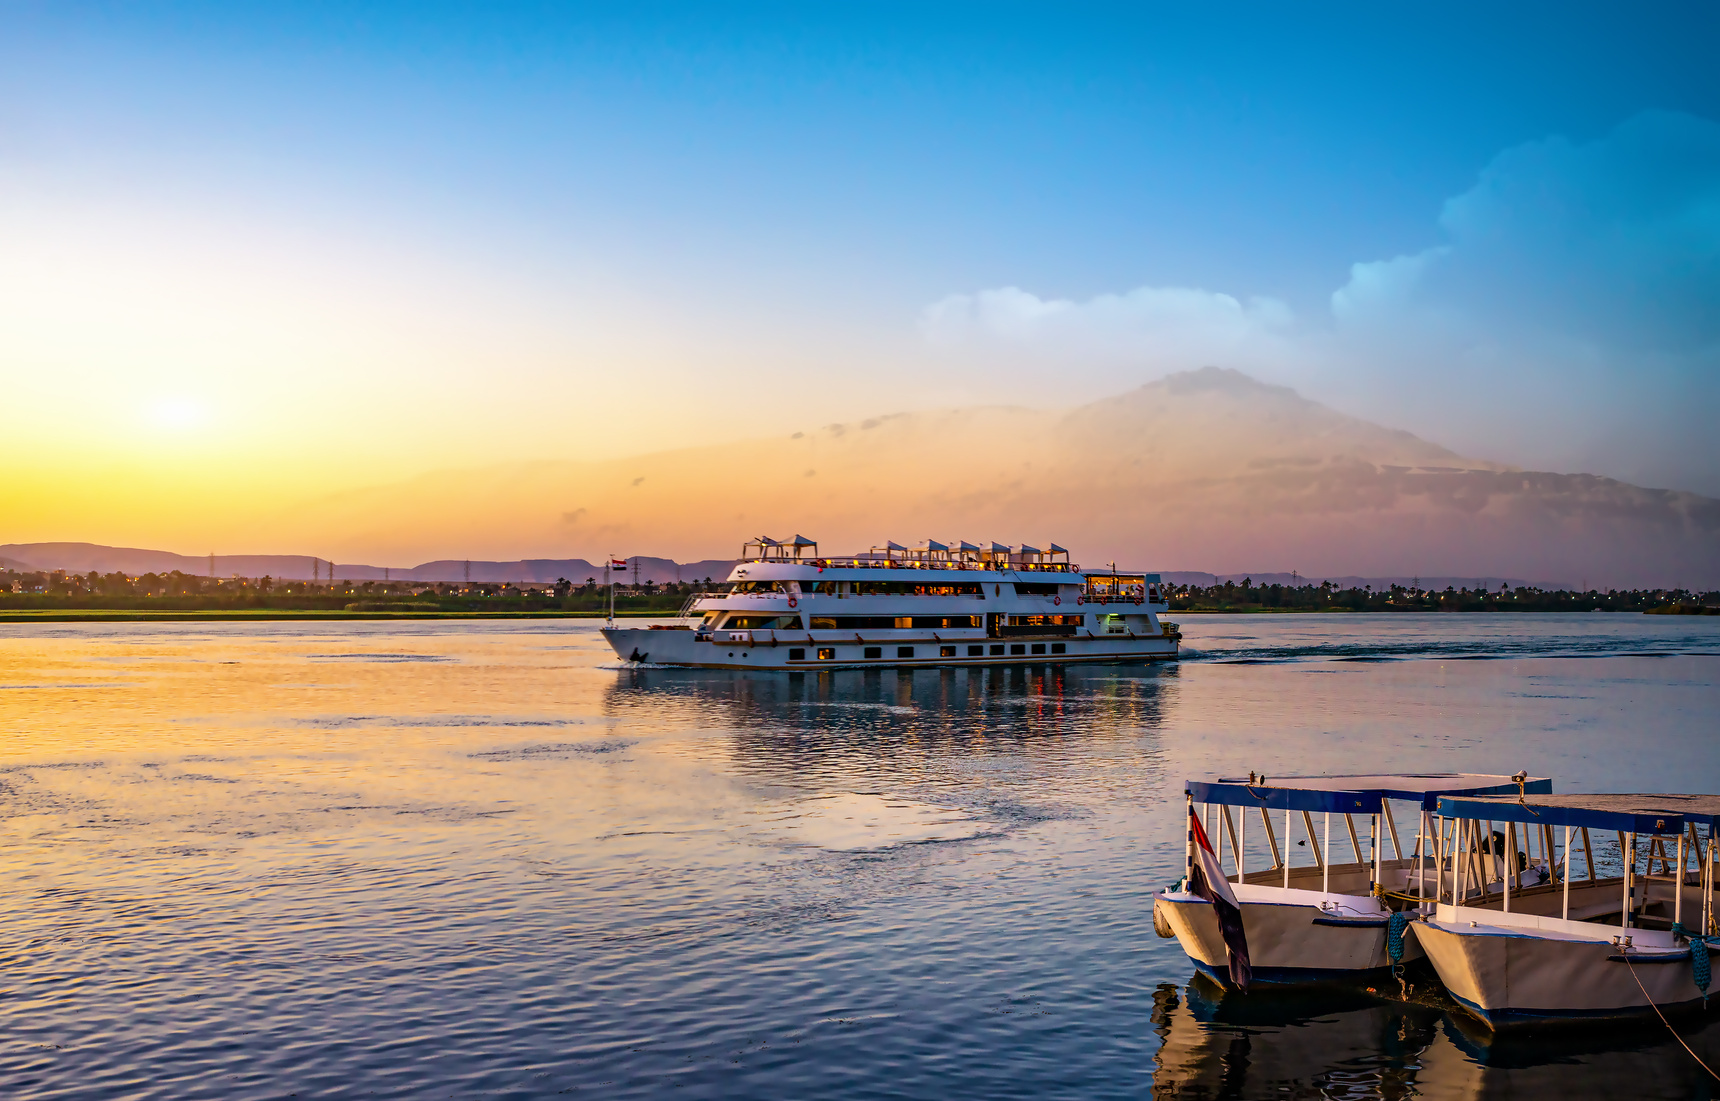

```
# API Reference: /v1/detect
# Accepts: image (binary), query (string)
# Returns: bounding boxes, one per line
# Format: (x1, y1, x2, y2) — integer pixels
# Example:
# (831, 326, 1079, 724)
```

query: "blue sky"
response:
(4, 2, 1718, 501)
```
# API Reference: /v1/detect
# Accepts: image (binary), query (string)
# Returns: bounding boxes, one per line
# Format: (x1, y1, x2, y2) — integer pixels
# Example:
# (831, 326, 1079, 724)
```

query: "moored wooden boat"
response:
(1153, 773, 1551, 987)
(1416, 792, 1720, 1026)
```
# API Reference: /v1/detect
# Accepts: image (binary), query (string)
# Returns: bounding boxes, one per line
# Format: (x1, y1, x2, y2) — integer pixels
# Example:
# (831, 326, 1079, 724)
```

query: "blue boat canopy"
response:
(1188, 781, 1381, 815)
(1436, 793, 1720, 834)
(1188, 773, 1550, 815)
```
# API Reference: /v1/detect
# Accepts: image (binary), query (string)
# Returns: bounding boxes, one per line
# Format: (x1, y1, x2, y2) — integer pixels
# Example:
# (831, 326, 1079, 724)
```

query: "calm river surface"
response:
(1, 614, 1717, 1099)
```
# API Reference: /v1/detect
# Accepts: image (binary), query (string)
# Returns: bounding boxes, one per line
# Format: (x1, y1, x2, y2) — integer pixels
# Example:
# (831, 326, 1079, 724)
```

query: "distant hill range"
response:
(9, 368, 1716, 588)
(0, 544, 736, 585)
(0, 543, 1530, 592)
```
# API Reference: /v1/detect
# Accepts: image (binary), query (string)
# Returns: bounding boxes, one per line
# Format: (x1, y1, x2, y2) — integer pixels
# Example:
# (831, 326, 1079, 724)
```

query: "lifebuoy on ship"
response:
(788, 596, 798, 608)
(1076, 595, 1085, 605)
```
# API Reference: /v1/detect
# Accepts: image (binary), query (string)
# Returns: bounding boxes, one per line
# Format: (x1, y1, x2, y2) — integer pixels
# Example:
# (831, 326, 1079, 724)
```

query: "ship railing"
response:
(733, 556, 1078, 572)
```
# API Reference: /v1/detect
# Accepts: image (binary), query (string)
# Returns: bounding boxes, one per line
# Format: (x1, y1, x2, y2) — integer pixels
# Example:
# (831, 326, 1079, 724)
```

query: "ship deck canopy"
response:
(1188, 773, 1551, 815)
(1435, 792, 1720, 834)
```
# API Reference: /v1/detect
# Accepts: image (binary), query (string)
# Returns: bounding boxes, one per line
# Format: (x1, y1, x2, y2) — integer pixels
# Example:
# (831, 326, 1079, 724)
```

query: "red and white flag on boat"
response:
(1189, 807, 1252, 989)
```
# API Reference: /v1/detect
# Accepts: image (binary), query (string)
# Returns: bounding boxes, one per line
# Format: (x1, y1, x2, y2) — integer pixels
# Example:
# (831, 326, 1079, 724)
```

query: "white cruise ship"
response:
(600, 537, 1180, 669)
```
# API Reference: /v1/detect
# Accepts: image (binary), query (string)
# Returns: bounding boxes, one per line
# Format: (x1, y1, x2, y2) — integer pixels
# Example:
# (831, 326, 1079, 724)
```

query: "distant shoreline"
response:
(0, 610, 669, 622)
(2, 607, 1708, 624)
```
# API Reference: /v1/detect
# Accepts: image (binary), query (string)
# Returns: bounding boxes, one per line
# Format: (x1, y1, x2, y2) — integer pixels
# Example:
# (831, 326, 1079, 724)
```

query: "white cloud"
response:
(1329, 248, 1447, 324)
(919, 284, 1305, 390)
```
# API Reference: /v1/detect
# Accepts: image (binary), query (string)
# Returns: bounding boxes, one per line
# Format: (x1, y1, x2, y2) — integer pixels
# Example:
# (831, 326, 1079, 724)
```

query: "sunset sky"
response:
(3, 3, 1717, 555)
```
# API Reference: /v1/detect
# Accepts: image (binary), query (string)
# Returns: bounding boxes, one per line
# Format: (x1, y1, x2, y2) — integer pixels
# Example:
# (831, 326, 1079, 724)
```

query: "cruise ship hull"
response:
(601, 625, 1177, 668)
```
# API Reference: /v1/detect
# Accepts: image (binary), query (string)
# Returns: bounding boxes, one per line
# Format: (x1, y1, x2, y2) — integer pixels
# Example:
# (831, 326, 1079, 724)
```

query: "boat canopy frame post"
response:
(1371, 814, 1381, 894)
(1480, 820, 1490, 894)
(1302, 811, 1322, 879)
(1282, 807, 1292, 889)
(1459, 819, 1471, 901)
(1563, 824, 1573, 920)
(1502, 821, 1514, 913)
(1707, 832, 1717, 936)
(1417, 810, 1429, 913)
(1185, 791, 1195, 891)
(1382, 800, 1403, 861)
(1221, 806, 1240, 876)
(1434, 815, 1444, 907)
(1322, 812, 1332, 894)
(1622, 831, 1634, 930)
(1237, 804, 1247, 886)
(1674, 829, 1685, 929)
(1345, 815, 1362, 865)
(1261, 807, 1282, 871)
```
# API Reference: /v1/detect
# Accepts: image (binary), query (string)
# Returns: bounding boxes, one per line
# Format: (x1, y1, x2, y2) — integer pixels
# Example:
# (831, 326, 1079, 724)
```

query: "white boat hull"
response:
(602, 625, 1177, 669)
(1153, 884, 1418, 985)
(1417, 904, 1711, 1025)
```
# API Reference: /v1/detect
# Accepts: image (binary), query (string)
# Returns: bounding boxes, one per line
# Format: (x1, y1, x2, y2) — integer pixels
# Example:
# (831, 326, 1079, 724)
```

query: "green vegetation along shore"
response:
(1166, 578, 1718, 614)
(0, 569, 696, 619)
(2, 568, 1715, 620)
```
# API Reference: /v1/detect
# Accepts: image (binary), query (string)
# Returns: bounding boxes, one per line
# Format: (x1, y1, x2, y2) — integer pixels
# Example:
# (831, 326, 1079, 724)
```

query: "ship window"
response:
(897, 646, 914, 658)
(1051, 642, 1066, 654)
(1012, 582, 1060, 596)
(732, 581, 786, 593)
(912, 616, 981, 629)
(989, 644, 1004, 655)
(940, 645, 956, 657)
(805, 615, 978, 630)
(788, 648, 805, 660)
(1031, 643, 1046, 655)
(1009, 643, 1026, 655)
(817, 647, 836, 660)
(968, 645, 984, 656)
(850, 580, 985, 596)
(864, 646, 882, 659)
(724, 614, 800, 630)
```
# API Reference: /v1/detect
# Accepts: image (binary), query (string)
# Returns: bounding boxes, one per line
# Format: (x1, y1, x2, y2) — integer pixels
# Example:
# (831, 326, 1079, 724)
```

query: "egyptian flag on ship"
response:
(1189, 807, 1252, 989)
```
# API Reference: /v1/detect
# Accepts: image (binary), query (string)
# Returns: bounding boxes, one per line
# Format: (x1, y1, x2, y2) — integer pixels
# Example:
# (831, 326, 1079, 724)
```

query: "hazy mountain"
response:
(241, 367, 1716, 588)
(0, 544, 733, 585)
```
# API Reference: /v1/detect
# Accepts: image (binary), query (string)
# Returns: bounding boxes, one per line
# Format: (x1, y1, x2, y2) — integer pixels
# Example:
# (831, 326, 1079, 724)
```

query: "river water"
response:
(1, 614, 1717, 1099)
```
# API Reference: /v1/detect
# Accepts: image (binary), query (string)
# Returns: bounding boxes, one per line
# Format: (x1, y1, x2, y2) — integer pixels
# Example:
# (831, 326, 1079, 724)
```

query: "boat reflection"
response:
(1152, 971, 1720, 1100)
(600, 662, 1179, 782)
(1151, 973, 1441, 1098)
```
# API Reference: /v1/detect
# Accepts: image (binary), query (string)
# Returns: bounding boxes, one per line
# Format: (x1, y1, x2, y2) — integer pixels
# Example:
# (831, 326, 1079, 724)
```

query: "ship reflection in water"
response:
(1152, 971, 1720, 1100)
(601, 661, 1179, 787)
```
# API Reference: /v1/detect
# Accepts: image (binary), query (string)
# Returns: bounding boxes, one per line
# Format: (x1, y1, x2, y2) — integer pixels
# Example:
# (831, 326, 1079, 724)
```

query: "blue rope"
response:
(1673, 923, 1714, 996)
(1387, 912, 1411, 965)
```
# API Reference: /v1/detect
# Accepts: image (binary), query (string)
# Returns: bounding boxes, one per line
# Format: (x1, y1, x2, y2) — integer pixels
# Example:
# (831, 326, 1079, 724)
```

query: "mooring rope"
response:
(1387, 911, 1412, 997)
(1622, 954, 1720, 1082)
